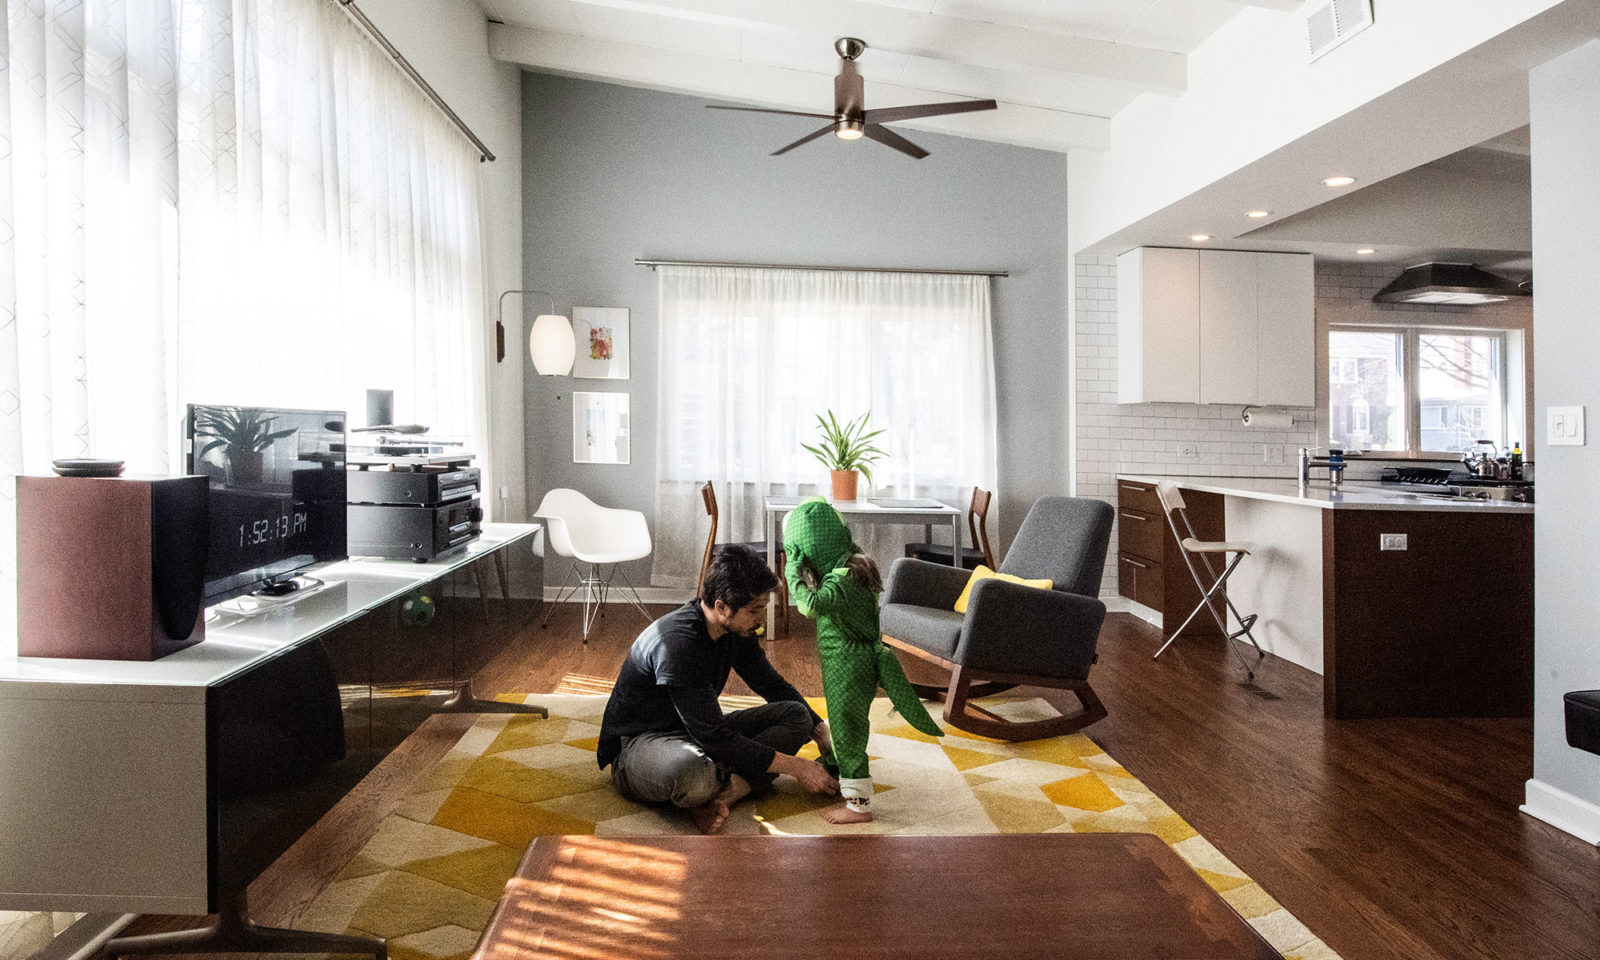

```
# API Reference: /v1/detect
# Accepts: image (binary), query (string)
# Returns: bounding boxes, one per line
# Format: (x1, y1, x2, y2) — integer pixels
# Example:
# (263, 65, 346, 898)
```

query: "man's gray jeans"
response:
(609, 700, 813, 808)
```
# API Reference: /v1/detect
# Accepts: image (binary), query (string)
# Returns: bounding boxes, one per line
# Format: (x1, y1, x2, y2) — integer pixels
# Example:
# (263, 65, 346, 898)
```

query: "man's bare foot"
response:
(821, 802, 874, 824)
(689, 799, 731, 834)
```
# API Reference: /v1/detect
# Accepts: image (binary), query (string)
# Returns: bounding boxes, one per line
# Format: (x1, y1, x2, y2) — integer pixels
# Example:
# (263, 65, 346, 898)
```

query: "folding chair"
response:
(1151, 481, 1265, 678)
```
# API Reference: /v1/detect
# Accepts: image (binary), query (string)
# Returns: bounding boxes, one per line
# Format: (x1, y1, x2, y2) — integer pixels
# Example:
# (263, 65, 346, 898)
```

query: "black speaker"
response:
(17, 474, 209, 660)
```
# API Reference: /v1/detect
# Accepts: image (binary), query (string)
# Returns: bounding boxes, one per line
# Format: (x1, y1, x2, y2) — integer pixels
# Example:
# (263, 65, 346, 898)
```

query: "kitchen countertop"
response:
(1118, 475, 1535, 513)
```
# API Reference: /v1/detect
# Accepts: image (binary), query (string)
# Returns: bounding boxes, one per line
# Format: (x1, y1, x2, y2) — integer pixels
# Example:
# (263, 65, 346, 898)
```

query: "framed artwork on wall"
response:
(571, 306, 630, 380)
(573, 391, 631, 465)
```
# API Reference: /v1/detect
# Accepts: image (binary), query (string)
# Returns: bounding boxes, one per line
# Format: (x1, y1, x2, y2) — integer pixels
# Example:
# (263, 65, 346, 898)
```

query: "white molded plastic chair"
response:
(535, 488, 653, 642)
(1152, 481, 1265, 677)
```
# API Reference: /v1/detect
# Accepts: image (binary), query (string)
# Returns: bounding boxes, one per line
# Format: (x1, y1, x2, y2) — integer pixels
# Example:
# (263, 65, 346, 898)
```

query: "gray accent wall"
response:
(522, 73, 1070, 588)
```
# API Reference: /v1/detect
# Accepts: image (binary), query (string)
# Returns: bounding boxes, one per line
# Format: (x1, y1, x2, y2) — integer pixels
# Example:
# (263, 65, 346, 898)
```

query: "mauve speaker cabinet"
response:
(17, 474, 209, 660)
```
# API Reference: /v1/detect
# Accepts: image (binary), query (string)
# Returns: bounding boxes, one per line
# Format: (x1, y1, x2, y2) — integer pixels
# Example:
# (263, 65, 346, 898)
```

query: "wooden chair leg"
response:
(941, 665, 1107, 742)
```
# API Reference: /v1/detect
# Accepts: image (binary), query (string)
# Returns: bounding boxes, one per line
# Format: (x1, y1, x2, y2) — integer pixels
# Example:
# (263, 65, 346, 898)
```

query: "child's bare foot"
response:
(822, 801, 874, 824)
(689, 799, 731, 834)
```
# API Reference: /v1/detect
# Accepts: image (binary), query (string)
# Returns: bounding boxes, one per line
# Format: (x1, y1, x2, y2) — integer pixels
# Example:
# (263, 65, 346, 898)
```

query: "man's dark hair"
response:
(700, 544, 778, 611)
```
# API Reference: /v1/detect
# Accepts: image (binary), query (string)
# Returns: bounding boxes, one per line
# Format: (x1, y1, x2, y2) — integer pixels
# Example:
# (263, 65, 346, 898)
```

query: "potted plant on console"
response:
(193, 407, 297, 486)
(803, 410, 885, 501)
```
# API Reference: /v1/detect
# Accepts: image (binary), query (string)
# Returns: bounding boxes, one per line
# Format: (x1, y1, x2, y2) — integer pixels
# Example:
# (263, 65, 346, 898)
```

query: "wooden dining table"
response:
(762, 495, 964, 637)
(471, 833, 1283, 960)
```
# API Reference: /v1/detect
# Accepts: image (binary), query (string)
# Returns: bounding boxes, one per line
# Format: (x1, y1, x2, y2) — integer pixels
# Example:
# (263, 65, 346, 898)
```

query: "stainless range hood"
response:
(1372, 262, 1530, 305)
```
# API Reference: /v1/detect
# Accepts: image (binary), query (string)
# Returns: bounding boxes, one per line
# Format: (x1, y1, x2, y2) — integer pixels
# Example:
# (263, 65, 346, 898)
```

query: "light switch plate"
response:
(1547, 405, 1586, 446)
(1380, 533, 1407, 551)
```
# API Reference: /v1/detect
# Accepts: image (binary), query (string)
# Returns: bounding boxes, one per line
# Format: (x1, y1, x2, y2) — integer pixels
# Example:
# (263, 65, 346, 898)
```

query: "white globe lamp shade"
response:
(529, 313, 575, 375)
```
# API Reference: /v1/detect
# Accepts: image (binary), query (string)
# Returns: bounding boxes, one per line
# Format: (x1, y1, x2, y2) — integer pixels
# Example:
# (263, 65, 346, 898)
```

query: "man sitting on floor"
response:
(597, 544, 840, 833)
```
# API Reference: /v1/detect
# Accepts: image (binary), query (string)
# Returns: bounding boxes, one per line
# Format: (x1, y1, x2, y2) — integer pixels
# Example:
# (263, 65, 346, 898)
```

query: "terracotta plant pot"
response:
(831, 469, 859, 501)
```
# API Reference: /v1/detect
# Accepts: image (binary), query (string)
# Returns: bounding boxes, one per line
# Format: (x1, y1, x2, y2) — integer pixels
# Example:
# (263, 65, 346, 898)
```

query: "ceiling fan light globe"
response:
(836, 120, 865, 140)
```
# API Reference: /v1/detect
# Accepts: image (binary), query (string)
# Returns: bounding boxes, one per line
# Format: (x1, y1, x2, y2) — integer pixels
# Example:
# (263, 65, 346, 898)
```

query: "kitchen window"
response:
(1327, 324, 1520, 457)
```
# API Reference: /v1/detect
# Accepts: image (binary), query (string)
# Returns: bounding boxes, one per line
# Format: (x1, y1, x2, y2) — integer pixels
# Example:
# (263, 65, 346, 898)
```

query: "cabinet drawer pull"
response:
(1119, 512, 1149, 522)
(1122, 557, 1149, 569)
(1119, 483, 1151, 493)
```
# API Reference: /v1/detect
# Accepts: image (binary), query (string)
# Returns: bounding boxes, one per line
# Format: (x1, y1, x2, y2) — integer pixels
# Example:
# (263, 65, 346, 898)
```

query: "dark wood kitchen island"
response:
(1118, 475, 1533, 719)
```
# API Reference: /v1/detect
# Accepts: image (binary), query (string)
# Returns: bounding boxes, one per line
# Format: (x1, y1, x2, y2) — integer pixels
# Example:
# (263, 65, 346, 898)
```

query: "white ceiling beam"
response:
(488, 0, 1187, 92)
(488, 24, 1109, 151)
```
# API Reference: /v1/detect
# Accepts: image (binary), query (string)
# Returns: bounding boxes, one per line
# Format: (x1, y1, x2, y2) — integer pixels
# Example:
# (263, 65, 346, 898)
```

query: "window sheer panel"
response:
(2, 0, 488, 659)
(652, 266, 997, 589)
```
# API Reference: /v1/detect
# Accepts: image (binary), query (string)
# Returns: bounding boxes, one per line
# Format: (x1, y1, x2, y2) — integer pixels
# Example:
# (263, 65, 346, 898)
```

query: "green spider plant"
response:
(193, 406, 298, 460)
(802, 410, 887, 483)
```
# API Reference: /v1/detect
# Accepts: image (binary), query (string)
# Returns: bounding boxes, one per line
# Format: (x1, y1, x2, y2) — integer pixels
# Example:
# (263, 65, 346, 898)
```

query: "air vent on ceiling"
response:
(1306, 0, 1374, 62)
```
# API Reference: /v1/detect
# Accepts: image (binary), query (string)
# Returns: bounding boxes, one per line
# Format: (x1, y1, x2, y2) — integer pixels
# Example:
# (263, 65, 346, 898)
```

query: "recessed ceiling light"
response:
(1247, 210, 1270, 218)
(1189, 234, 1211, 242)
(1323, 175, 1357, 187)
(1356, 248, 1375, 255)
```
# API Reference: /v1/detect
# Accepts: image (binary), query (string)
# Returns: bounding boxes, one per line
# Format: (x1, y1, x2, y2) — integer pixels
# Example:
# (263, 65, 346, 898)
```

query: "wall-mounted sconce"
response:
(497, 289, 575, 375)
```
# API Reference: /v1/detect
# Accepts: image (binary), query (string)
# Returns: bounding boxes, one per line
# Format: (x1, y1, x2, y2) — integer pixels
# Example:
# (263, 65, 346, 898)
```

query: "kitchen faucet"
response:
(1298, 447, 1346, 489)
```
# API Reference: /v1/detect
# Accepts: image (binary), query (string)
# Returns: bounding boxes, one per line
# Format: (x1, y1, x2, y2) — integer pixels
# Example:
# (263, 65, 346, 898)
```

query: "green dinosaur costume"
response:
(784, 497, 941, 811)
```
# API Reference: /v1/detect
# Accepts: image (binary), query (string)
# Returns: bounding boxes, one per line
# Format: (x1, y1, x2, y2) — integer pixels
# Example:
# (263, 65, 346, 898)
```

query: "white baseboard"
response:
(1102, 595, 1162, 628)
(543, 586, 693, 605)
(1521, 778, 1600, 845)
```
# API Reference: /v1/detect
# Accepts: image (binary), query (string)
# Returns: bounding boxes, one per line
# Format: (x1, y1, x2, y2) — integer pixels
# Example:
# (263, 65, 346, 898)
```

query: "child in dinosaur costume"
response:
(784, 496, 942, 823)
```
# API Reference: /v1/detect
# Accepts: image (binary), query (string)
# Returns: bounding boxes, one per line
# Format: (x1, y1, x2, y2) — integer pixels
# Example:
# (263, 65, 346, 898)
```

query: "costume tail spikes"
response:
(876, 645, 943, 737)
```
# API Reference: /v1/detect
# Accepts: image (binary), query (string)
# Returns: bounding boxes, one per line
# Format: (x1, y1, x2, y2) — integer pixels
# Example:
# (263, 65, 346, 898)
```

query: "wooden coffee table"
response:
(472, 833, 1282, 960)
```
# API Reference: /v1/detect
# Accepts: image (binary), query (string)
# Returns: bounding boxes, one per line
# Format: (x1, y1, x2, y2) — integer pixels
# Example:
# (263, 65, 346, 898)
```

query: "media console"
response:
(0, 523, 543, 951)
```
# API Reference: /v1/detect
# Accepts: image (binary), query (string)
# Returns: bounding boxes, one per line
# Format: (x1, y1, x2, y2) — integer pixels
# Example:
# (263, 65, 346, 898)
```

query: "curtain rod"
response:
(334, 0, 495, 162)
(634, 258, 1008, 278)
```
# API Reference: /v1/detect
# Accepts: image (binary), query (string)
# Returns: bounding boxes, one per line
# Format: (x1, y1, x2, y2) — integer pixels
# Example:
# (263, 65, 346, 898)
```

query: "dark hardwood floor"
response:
(480, 602, 1600, 960)
(112, 601, 1600, 960)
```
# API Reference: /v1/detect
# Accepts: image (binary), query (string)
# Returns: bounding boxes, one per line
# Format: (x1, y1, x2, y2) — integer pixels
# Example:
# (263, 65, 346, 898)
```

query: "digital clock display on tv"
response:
(240, 510, 310, 547)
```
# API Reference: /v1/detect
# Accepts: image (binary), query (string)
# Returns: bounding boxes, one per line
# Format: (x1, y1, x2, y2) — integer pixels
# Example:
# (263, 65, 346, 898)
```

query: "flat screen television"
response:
(186, 405, 347, 605)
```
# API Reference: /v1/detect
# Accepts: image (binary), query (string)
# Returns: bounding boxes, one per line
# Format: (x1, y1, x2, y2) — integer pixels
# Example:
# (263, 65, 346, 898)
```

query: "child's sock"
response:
(822, 780, 874, 824)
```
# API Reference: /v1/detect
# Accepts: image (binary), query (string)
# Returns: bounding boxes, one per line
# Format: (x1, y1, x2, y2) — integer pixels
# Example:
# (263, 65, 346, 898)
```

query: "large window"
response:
(650, 265, 998, 589)
(1328, 325, 1516, 456)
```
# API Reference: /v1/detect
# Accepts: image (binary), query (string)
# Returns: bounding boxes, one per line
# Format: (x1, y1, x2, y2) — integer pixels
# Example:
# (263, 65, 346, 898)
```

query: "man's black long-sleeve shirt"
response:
(596, 601, 820, 782)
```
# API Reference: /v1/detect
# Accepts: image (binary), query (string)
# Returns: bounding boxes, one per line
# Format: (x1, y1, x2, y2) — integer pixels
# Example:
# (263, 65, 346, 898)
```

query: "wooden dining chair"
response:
(698, 481, 788, 634)
(904, 487, 996, 570)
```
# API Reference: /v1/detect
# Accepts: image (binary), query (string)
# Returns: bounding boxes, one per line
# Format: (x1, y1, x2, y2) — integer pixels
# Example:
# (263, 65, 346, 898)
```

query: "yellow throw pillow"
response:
(953, 565, 1053, 614)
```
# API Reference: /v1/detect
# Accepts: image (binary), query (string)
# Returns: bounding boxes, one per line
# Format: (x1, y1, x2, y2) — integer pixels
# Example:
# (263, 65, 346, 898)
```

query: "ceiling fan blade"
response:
(772, 123, 838, 156)
(862, 123, 929, 159)
(862, 99, 998, 124)
(707, 105, 835, 121)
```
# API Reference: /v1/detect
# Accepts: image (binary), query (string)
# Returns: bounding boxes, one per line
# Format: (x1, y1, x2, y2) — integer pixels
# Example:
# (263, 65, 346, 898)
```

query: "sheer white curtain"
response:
(652, 265, 998, 589)
(0, 0, 486, 658)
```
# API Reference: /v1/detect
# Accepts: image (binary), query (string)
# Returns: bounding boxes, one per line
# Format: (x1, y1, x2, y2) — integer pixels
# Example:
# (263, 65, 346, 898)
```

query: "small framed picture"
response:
(572, 391, 631, 465)
(571, 306, 630, 380)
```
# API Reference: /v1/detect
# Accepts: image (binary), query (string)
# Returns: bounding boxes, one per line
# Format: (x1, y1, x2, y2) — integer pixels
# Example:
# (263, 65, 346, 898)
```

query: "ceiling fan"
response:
(708, 38, 998, 160)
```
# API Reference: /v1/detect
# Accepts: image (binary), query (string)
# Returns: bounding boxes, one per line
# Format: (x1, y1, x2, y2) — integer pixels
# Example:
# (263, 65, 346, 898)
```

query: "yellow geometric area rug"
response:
(296, 694, 1340, 960)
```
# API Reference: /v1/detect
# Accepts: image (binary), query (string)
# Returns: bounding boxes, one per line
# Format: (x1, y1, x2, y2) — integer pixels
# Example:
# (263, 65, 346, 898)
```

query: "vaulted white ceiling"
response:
(480, 0, 1307, 152)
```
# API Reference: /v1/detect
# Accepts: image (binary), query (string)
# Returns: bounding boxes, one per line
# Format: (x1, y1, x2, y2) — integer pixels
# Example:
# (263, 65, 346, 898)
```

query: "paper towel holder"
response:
(1240, 406, 1296, 429)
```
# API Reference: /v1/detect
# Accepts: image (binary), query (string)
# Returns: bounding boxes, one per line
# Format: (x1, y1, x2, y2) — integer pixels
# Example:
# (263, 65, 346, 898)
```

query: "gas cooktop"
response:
(1378, 467, 1534, 502)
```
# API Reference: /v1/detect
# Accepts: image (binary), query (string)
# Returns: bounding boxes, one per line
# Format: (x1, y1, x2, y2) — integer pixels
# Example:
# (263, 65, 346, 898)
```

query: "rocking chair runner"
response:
(880, 496, 1114, 741)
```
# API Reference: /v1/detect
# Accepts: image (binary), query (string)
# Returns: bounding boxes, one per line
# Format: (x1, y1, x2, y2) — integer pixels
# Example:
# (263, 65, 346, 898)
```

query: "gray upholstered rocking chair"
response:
(880, 496, 1114, 741)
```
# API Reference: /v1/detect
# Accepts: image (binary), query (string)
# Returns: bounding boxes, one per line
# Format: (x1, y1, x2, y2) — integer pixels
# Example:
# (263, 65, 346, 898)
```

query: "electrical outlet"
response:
(1177, 443, 1199, 462)
(1380, 534, 1407, 551)
(1263, 444, 1285, 465)
(1548, 405, 1586, 446)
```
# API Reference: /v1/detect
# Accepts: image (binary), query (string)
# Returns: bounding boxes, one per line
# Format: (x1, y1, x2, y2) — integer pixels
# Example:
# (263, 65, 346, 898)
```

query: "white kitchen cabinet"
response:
(1254, 251, 1315, 406)
(1198, 250, 1259, 405)
(1116, 247, 1313, 406)
(1117, 247, 1199, 403)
